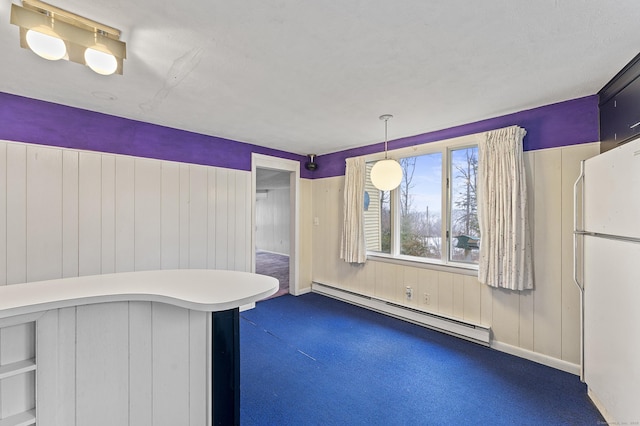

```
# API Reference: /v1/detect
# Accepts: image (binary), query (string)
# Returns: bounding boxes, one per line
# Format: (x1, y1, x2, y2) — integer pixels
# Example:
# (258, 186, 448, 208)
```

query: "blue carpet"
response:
(240, 293, 603, 425)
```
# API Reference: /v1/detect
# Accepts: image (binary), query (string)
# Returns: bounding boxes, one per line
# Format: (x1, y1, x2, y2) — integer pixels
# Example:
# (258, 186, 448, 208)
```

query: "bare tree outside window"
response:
(450, 147, 480, 263)
(363, 143, 478, 266)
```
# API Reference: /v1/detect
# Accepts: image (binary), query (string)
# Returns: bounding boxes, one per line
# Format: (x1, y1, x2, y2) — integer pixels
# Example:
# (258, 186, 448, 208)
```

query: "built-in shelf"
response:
(0, 359, 36, 380)
(0, 319, 36, 426)
(0, 409, 35, 426)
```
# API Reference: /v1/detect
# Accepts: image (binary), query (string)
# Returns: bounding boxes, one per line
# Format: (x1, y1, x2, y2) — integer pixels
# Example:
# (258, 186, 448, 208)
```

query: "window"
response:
(364, 138, 479, 268)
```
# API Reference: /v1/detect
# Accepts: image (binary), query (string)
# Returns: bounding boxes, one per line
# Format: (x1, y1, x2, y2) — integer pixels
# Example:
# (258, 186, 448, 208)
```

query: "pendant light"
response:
(370, 114, 403, 191)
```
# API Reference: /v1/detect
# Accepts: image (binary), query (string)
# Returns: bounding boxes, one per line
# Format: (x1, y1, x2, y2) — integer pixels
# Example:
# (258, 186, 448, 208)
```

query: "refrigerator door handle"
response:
(573, 161, 585, 293)
(573, 161, 585, 383)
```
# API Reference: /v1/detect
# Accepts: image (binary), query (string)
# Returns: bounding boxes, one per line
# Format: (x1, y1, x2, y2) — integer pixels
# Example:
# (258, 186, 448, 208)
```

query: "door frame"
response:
(251, 153, 301, 295)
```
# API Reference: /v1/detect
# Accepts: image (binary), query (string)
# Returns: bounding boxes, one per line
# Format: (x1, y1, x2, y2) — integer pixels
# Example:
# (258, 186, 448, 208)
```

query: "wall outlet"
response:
(405, 286, 413, 300)
(424, 293, 431, 305)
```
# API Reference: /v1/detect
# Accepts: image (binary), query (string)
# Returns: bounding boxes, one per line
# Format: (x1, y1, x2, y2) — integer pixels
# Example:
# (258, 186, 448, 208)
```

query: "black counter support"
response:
(212, 307, 240, 426)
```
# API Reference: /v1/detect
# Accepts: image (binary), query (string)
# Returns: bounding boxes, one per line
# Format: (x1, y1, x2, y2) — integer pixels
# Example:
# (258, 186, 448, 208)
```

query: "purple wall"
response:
(0, 92, 598, 180)
(314, 95, 599, 178)
(0, 92, 314, 178)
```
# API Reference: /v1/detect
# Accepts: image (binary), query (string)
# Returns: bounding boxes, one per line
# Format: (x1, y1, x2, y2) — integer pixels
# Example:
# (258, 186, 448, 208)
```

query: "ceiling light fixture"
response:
(10, 0, 126, 75)
(370, 114, 403, 191)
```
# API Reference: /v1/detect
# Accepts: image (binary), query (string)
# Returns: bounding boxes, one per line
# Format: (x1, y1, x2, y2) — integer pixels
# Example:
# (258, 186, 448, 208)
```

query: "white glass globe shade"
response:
(26, 29, 66, 61)
(84, 48, 118, 75)
(370, 159, 403, 191)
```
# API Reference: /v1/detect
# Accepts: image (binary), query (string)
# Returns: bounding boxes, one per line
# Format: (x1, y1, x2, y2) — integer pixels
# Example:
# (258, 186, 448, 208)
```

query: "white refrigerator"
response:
(574, 136, 640, 423)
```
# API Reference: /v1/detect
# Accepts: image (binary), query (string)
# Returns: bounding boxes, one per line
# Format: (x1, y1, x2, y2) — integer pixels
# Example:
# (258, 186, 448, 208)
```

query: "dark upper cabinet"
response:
(599, 53, 640, 153)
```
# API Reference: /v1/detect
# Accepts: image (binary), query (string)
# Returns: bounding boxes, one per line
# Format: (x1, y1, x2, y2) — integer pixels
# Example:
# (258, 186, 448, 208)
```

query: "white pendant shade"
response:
(84, 47, 118, 75)
(370, 158, 403, 191)
(26, 28, 66, 61)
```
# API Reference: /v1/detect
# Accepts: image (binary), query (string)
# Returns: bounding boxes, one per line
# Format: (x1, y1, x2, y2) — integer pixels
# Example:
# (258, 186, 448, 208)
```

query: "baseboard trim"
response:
(490, 341, 580, 376)
(312, 282, 490, 346)
(291, 286, 312, 296)
(311, 282, 581, 376)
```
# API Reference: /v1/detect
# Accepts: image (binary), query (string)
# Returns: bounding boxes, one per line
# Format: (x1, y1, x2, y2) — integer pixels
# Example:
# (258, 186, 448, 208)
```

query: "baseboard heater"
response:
(312, 282, 491, 346)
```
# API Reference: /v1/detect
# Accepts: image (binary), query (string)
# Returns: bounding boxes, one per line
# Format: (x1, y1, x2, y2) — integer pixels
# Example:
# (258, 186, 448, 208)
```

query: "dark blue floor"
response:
(240, 293, 603, 425)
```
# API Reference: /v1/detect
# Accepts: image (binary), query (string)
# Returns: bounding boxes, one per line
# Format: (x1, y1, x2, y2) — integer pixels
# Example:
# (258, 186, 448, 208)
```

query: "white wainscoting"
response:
(256, 187, 291, 255)
(311, 142, 600, 370)
(35, 302, 208, 426)
(0, 139, 252, 282)
(0, 140, 254, 425)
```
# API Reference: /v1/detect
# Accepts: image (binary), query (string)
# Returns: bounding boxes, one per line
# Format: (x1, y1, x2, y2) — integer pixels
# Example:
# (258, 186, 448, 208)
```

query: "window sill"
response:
(366, 253, 479, 277)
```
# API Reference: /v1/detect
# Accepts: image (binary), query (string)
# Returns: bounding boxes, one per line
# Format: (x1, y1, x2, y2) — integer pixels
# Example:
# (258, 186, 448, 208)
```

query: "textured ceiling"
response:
(1, 1, 639, 155)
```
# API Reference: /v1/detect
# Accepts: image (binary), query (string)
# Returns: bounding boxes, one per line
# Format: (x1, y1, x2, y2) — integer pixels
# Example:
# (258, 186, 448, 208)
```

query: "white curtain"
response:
(477, 126, 533, 290)
(340, 157, 367, 264)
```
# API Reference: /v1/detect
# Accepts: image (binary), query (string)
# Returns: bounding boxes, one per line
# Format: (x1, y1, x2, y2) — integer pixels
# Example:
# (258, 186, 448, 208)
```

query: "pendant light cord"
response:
(384, 119, 388, 159)
(379, 114, 393, 160)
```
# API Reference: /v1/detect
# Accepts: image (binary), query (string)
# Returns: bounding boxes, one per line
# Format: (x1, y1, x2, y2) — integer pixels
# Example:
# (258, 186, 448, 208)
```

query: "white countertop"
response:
(0, 269, 279, 319)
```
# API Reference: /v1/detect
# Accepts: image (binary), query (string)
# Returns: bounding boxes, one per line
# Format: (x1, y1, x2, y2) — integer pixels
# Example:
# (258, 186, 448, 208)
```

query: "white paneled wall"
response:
(311, 142, 599, 369)
(256, 187, 291, 255)
(35, 302, 208, 426)
(0, 140, 254, 425)
(0, 139, 252, 283)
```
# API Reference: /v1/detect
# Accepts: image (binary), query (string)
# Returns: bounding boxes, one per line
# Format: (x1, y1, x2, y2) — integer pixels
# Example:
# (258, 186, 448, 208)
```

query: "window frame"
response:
(363, 133, 481, 272)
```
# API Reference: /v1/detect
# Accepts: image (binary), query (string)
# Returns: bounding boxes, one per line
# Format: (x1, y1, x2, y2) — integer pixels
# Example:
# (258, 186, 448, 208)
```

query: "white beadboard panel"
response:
(56, 307, 77, 426)
(189, 165, 208, 269)
(152, 302, 190, 426)
(214, 169, 229, 270)
(206, 168, 217, 269)
(226, 171, 237, 271)
(437, 272, 454, 317)
(115, 156, 135, 273)
(479, 279, 493, 327)
(35, 310, 58, 426)
(519, 152, 536, 352)
(188, 310, 208, 426)
(179, 164, 190, 269)
(129, 302, 153, 426)
(62, 151, 79, 278)
(462, 275, 481, 324)
(76, 303, 129, 426)
(26, 146, 63, 283)
(78, 152, 102, 277)
(6, 143, 27, 285)
(519, 290, 535, 352)
(160, 161, 180, 270)
(491, 288, 520, 346)
(0, 143, 6, 286)
(533, 148, 563, 360)
(394, 264, 405, 303)
(234, 171, 250, 272)
(101, 156, 116, 274)
(311, 143, 600, 369)
(452, 273, 464, 318)
(134, 159, 162, 271)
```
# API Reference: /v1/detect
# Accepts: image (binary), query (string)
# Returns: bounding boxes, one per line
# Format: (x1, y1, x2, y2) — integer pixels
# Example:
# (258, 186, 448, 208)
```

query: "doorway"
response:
(251, 154, 300, 297)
